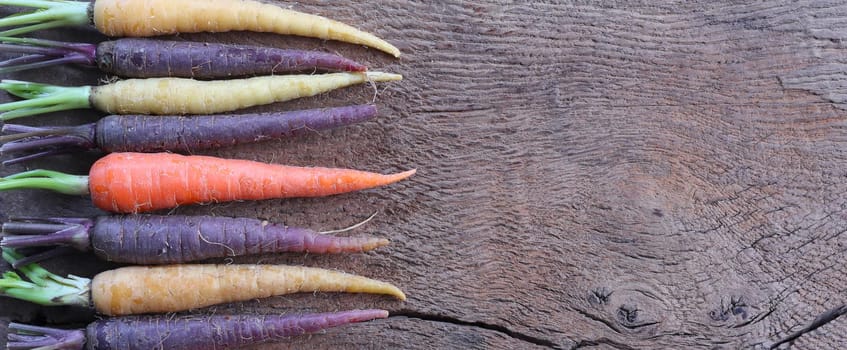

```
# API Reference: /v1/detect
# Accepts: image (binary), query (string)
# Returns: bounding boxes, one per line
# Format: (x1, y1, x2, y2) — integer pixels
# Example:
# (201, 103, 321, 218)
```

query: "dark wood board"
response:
(2, 1, 847, 349)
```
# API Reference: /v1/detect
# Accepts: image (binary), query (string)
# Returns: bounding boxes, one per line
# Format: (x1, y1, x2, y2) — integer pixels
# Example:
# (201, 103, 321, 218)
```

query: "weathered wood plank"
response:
(3, 1, 847, 349)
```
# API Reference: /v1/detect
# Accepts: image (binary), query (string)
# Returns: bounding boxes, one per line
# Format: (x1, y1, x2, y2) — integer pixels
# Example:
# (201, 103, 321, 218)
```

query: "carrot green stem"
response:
(7, 322, 85, 350)
(0, 247, 91, 307)
(0, 80, 90, 120)
(0, 0, 89, 36)
(0, 169, 89, 195)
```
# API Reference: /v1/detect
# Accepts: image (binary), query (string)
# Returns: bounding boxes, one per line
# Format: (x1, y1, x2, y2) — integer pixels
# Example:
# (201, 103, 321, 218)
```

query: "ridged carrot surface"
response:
(90, 264, 406, 315)
(91, 0, 401, 56)
(88, 152, 415, 213)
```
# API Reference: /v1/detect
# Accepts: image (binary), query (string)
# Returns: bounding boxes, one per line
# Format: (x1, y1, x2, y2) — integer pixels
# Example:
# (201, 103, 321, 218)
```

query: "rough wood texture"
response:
(2, 1, 847, 349)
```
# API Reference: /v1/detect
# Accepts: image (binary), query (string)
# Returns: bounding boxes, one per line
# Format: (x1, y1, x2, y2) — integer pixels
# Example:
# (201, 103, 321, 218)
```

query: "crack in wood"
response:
(769, 304, 847, 349)
(390, 310, 559, 349)
(571, 338, 640, 350)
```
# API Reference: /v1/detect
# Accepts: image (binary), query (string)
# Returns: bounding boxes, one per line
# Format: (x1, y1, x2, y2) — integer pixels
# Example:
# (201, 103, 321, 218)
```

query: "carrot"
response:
(0, 0, 401, 57)
(0, 248, 406, 316)
(0, 152, 415, 213)
(0, 36, 368, 77)
(0, 105, 379, 164)
(0, 72, 401, 120)
(1, 214, 388, 264)
(7, 309, 389, 349)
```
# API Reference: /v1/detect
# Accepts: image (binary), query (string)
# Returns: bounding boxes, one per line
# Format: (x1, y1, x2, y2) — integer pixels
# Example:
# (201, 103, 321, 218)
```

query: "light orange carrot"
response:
(0, 248, 406, 316)
(0, 0, 401, 56)
(91, 264, 407, 315)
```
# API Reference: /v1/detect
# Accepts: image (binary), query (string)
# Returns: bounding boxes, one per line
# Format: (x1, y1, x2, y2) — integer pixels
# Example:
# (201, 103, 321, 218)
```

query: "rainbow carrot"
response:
(7, 310, 389, 350)
(1, 214, 388, 264)
(0, 36, 368, 77)
(0, 152, 415, 213)
(0, 248, 406, 316)
(0, 0, 401, 56)
(0, 105, 378, 164)
(0, 72, 401, 120)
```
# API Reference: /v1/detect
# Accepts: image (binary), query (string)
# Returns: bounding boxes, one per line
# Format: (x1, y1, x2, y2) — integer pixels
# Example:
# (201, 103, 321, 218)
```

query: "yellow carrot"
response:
(0, 0, 401, 57)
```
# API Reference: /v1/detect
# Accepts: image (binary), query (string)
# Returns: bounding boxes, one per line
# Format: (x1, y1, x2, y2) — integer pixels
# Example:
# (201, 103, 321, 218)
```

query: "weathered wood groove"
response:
(770, 305, 847, 349)
(391, 310, 559, 349)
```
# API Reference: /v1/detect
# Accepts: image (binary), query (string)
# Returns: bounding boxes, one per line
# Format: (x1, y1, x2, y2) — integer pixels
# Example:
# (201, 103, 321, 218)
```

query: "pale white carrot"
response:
(91, 72, 402, 115)
(0, 72, 402, 119)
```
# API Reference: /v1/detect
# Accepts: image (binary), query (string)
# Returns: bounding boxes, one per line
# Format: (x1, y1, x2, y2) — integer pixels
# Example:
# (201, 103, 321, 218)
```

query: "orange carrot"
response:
(1, 248, 406, 316)
(0, 152, 416, 213)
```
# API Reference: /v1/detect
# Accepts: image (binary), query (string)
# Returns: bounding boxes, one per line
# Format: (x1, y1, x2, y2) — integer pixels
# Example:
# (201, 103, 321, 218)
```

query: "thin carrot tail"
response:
(295, 266, 407, 300)
(303, 233, 390, 253)
(323, 168, 416, 197)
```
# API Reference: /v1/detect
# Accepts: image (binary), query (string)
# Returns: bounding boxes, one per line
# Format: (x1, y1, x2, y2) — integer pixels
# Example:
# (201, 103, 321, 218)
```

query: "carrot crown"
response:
(0, 169, 89, 195)
(0, 247, 91, 308)
(0, 36, 96, 74)
(0, 0, 90, 36)
(0, 80, 90, 120)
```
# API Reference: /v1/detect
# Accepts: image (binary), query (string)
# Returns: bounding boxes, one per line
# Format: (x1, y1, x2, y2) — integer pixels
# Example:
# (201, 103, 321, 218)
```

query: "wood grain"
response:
(2, 1, 847, 349)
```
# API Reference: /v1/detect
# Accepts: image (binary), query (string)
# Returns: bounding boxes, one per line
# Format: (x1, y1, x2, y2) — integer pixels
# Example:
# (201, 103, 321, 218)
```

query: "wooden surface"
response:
(2, 1, 847, 349)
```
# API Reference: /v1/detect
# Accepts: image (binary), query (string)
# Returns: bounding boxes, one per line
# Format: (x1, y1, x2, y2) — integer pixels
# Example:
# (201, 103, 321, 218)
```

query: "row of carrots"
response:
(0, 0, 413, 349)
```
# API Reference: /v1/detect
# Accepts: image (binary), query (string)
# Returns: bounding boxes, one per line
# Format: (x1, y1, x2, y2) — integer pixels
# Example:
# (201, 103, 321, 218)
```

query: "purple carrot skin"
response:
(1, 215, 390, 265)
(7, 309, 389, 350)
(0, 105, 378, 165)
(0, 37, 367, 77)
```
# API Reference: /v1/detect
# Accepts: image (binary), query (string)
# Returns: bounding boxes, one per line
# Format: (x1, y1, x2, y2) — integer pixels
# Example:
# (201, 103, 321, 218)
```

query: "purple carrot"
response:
(6, 309, 389, 350)
(0, 37, 367, 78)
(0, 104, 377, 165)
(1, 215, 388, 265)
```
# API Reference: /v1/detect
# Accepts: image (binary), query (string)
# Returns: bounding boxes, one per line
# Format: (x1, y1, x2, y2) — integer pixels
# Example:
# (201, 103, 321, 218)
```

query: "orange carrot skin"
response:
(88, 153, 415, 213)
